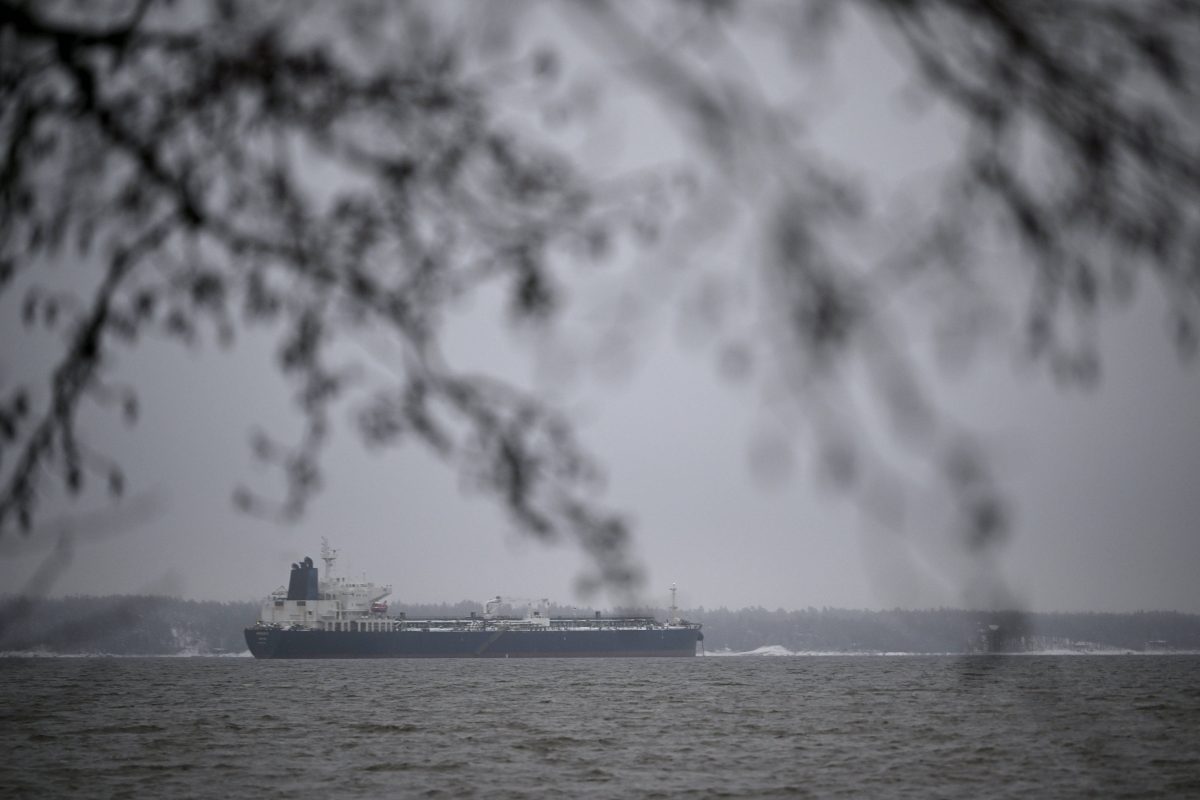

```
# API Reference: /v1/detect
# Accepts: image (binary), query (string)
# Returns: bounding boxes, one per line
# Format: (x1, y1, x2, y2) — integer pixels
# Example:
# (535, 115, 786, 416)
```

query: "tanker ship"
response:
(244, 541, 702, 658)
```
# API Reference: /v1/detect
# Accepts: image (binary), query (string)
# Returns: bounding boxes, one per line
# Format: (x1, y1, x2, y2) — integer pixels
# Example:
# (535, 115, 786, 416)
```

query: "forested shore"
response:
(1, 596, 1197, 655)
(684, 606, 1200, 654)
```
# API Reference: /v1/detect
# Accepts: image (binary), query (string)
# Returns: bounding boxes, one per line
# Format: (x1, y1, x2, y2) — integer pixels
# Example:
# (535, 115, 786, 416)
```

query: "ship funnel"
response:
(287, 557, 320, 601)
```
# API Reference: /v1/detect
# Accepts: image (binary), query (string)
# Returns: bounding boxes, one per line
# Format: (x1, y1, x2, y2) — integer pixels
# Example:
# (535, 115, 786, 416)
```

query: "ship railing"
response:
(379, 618, 694, 632)
(353, 615, 702, 632)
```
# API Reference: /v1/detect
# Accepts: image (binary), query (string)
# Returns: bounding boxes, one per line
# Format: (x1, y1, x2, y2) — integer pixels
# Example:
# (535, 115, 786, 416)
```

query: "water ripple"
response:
(1, 655, 1197, 798)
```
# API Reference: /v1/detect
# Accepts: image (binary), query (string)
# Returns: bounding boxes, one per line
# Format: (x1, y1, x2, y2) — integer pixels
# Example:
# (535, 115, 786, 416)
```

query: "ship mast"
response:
(669, 583, 679, 626)
(321, 537, 337, 581)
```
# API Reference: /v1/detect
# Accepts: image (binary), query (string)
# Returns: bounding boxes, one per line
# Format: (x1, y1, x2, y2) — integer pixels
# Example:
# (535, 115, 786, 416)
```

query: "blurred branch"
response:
(0, 0, 651, 594)
(2, 0, 1197, 598)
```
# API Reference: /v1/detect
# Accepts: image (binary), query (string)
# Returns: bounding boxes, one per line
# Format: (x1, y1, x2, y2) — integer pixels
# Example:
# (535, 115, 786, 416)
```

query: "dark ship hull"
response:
(245, 625, 701, 659)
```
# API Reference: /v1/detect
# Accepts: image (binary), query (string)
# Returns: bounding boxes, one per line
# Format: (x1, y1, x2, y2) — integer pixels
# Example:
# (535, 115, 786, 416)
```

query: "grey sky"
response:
(1, 3, 1197, 614)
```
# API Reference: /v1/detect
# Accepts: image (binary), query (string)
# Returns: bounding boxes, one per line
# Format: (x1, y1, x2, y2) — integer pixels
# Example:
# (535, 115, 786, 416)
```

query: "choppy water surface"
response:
(2, 655, 1198, 798)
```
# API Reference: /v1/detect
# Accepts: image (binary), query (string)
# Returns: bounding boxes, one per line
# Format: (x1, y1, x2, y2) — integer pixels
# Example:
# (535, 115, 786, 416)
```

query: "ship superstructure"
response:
(257, 541, 396, 632)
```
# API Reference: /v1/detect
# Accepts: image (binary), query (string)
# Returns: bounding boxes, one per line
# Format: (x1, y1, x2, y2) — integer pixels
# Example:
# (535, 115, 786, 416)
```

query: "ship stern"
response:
(244, 626, 281, 658)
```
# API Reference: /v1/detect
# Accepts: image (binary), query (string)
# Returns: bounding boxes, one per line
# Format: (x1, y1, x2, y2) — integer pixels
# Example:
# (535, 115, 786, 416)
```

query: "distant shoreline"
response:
(4, 650, 1200, 660)
(3, 595, 1198, 656)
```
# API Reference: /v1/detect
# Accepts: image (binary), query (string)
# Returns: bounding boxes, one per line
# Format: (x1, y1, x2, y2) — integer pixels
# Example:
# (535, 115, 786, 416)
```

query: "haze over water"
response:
(3, 655, 1197, 798)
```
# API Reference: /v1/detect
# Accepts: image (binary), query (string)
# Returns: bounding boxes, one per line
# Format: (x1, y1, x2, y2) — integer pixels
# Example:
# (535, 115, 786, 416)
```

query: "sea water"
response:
(1, 655, 1197, 798)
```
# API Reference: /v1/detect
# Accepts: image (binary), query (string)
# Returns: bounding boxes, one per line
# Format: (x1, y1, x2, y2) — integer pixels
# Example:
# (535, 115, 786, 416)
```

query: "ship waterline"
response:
(246, 626, 701, 659)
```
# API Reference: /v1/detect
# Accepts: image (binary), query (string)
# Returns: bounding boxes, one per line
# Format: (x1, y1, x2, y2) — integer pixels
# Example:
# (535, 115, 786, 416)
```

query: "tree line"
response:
(680, 606, 1200, 654)
(2, 596, 1197, 655)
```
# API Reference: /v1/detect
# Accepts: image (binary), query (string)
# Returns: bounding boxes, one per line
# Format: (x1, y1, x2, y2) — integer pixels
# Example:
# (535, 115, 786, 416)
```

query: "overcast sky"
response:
(2, 4, 1198, 615)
